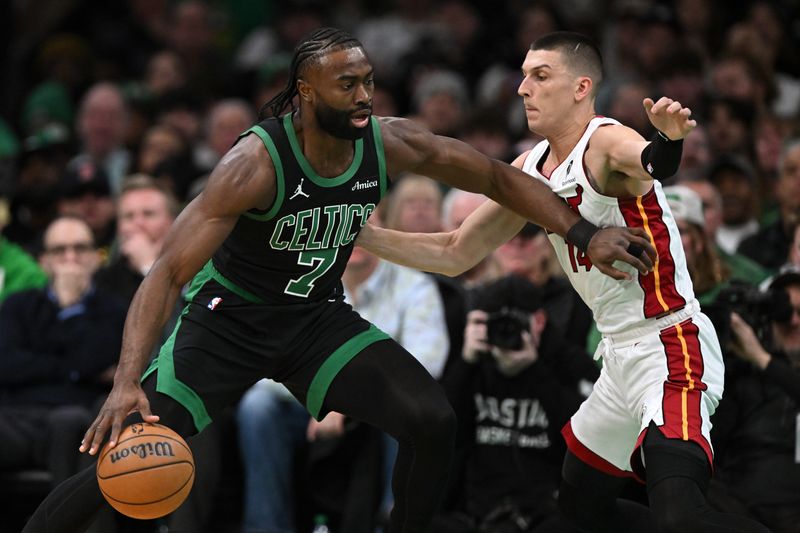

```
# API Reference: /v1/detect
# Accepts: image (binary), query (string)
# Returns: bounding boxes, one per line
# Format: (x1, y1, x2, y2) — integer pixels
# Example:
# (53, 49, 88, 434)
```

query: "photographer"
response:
(710, 266, 800, 533)
(431, 275, 598, 533)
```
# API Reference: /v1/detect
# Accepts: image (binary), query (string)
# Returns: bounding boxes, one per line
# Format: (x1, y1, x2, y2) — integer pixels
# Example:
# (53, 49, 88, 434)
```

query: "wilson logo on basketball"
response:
(110, 441, 176, 463)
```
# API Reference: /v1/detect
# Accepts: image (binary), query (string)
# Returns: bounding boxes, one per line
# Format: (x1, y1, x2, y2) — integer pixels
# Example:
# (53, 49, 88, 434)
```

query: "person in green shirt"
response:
(0, 196, 48, 303)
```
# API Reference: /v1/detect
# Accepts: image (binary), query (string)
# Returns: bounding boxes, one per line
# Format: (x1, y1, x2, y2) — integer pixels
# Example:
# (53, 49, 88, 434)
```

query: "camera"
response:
(486, 308, 530, 350)
(705, 281, 792, 349)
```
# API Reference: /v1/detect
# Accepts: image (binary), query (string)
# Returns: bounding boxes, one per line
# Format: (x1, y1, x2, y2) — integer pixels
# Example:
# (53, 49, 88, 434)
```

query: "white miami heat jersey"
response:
(522, 116, 695, 335)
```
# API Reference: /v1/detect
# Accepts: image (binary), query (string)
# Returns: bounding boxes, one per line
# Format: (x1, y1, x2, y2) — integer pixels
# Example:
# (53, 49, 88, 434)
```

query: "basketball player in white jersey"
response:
(358, 32, 770, 532)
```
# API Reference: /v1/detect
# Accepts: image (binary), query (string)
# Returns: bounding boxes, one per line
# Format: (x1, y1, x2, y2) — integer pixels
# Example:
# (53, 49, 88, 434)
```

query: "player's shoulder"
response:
(511, 149, 533, 168)
(590, 120, 643, 144)
(377, 115, 431, 144)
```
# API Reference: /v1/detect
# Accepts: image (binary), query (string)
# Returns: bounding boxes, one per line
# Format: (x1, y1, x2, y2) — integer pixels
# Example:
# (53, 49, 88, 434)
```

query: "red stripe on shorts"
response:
(618, 189, 686, 318)
(657, 318, 712, 462)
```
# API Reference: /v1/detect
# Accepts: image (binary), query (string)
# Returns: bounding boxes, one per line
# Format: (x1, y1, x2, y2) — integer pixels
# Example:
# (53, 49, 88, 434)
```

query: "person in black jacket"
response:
(0, 216, 126, 486)
(431, 275, 599, 533)
(710, 266, 800, 532)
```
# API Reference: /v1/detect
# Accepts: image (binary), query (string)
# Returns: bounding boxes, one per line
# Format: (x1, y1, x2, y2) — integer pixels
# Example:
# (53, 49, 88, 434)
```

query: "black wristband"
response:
(566, 219, 600, 253)
(641, 130, 683, 180)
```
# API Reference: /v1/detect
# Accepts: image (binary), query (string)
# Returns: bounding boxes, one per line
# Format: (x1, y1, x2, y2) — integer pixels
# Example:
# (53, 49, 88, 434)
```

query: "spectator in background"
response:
(408, 70, 469, 137)
(135, 123, 187, 177)
(237, 241, 449, 533)
(678, 125, 712, 182)
(0, 216, 126, 487)
(707, 156, 760, 256)
(94, 175, 177, 305)
(788, 223, 800, 267)
(69, 82, 131, 196)
(4, 122, 72, 250)
(606, 80, 653, 138)
(166, 0, 228, 104)
(655, 46, 707, 120)
(710, 267, 800, 532)
(0, 190, 47, 303)
(431, 275, 597, 533)
(193, 99, 256, 175)
(459, 107, 515, 162)
(144, 50, 188, 99)
(438, 188, 500, 288)
(383, 174, 443, 234)
(679, 179, 768, 286)
(705, 97, 756, 161)
(709, 54, 775, 114)
(494, 223, 591, 346)
(662, 185, 731, 304)
(56, 161, 116, 252)
(738, 140, 800, 271)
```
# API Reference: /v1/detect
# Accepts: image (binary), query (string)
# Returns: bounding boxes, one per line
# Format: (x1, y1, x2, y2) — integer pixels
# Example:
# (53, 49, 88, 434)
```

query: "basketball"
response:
(96, 423, 195, 519)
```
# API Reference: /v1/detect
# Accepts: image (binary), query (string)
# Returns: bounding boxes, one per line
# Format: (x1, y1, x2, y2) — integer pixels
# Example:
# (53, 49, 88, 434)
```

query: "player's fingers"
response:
(622, 249, 651, 275)
(106, 417, 125, 451)
(596, 261, 632, 281)
(87, 415, 111, 455)
(652, 97, 673, 114)
(138, 400, 160, 424)
(679, 107, 692, 117)
(643, 97, 655, 111)
(80, 416, 102, 452)
(625, 228, 657, 265)
(667, 100, 683, 113)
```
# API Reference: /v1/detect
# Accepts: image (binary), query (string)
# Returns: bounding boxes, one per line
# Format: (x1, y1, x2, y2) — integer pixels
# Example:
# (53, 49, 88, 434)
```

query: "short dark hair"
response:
(259, 27, 363, 119)
(530, 31, 603, 93)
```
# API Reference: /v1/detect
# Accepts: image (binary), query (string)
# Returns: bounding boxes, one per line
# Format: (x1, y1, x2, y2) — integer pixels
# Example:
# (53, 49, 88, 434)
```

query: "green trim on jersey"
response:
(141, 269, 216, 432)
(201, 260, 266, 304)
(371, 117, 388, 199)
(306, 325, 390, 420)
(282, 113, 364, 187)
(241, 125, 286, 222)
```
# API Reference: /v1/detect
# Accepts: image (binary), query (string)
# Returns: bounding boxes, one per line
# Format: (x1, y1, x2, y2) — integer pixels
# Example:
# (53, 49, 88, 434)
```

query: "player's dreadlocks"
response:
(259, 27, 363, 119)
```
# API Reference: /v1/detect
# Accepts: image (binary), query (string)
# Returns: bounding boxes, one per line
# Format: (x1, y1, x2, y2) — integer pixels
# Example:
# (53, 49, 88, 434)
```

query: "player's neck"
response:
(545, 109, 594, 164)
(293, 110, 357, 178)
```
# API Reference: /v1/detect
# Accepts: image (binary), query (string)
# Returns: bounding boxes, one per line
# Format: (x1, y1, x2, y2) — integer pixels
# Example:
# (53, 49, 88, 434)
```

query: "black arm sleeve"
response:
(640, 130, 684, 180)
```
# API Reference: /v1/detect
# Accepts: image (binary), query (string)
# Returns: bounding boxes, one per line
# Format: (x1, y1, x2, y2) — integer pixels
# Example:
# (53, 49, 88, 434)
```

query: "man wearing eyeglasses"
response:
(0, 216, 127, 509)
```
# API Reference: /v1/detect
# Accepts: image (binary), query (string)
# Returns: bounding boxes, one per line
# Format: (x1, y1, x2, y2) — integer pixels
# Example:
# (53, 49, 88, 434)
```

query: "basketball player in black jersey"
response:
(22, 28, 656, 533)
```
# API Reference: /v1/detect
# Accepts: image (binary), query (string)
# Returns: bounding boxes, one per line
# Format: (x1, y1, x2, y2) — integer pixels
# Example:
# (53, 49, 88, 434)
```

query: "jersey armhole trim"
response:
(371, 117, 388, 199)
(283, 113, 364, 187)
(241, 126, 285, 221)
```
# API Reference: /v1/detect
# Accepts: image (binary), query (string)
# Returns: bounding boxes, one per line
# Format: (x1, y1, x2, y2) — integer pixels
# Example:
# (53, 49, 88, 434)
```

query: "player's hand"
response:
(307, 411, 346, 441)
(491, 330, 539, 377)
(643, 97, 696, 140)
(587, 227, 656, 281)
(463, 310, 491, 363)
(80, 380, 159, 455)
(729, 312, 771, 370)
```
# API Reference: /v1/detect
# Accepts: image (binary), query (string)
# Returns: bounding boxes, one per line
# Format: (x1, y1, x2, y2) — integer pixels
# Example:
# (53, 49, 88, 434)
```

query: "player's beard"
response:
(315, 100, 370, 140)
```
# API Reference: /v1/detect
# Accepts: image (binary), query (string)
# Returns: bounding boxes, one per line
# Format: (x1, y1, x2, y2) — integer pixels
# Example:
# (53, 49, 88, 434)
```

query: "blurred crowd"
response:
(1, 0, 799, 532)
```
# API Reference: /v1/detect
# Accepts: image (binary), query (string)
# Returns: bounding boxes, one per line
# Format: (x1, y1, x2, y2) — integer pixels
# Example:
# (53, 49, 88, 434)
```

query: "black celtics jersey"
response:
(209, 113, 389, 304)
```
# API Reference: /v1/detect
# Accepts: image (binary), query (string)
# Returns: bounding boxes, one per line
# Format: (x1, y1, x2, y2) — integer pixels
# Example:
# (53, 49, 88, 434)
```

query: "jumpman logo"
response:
(290, 178, 310, 200)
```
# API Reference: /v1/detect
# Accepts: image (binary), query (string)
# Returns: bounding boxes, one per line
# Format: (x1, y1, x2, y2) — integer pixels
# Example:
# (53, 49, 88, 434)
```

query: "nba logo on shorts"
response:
(207, 297, 223, 310)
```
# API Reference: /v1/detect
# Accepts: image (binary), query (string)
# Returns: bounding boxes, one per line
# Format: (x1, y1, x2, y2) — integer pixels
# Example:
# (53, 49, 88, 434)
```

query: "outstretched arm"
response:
(598, 96, 696, 182)
(379, 118, 656, 279)
(358, 199, 525, 276)
(81, 135, 275, 454)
